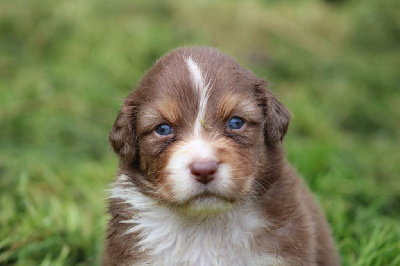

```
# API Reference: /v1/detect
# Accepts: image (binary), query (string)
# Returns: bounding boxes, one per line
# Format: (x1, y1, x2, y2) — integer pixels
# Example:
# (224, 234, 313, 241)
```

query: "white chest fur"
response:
(110, 175, 283, 266)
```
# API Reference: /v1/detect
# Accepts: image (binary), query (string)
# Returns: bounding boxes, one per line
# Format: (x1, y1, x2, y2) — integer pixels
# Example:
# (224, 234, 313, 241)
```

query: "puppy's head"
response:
(110, 47, 290, 215)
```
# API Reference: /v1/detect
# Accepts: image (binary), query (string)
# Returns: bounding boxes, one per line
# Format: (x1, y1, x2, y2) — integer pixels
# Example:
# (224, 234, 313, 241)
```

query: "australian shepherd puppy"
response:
(103, 47, 339, 265)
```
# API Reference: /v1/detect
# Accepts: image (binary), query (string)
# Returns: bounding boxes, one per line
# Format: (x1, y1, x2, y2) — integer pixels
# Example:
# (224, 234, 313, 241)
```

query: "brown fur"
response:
(103, 47, 340, 265)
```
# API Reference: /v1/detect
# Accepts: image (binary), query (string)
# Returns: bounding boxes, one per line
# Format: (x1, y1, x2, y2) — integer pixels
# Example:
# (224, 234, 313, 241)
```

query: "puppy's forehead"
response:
(137, 47, 261, 129)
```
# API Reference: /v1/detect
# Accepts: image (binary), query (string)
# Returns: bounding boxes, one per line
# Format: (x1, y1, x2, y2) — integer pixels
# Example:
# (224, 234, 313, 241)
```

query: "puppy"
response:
(103, 47, 339, 265)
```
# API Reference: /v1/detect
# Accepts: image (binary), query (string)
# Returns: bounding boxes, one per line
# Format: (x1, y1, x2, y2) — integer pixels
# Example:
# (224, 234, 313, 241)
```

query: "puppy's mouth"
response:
(188, 191, 233, 202)
(177, 191, 236, 216)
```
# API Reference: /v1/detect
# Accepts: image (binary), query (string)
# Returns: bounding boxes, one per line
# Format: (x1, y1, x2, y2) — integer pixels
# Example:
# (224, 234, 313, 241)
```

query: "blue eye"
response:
(156, 124, 173, 135)
(228, 117, 244, 130)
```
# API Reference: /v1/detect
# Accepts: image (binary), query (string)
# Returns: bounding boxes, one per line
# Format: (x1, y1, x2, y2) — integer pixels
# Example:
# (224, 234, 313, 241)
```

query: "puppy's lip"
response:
(192, 191, 220, 200)
(183, 191, 235, 205)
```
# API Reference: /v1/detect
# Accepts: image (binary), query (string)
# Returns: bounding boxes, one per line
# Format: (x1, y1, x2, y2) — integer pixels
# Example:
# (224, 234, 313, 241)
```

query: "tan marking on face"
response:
(217, 94, 260, 122)
(137, 98, 181, 136)
(159, 98, 181, 125)
(212, 137, 256, 194)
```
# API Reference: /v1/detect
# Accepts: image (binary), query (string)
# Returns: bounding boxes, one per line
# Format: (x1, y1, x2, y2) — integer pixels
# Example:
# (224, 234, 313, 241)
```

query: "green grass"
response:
(1, 0, 399, 265)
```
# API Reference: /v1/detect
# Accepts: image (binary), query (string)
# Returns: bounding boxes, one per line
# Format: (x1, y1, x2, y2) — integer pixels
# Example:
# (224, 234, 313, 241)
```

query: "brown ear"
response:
(109, 101, 138, 166)
(256, 81, 291, 145)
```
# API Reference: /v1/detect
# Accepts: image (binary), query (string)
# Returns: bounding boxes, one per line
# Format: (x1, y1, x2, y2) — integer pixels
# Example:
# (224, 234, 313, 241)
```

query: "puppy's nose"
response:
(190, 160, 218, 184)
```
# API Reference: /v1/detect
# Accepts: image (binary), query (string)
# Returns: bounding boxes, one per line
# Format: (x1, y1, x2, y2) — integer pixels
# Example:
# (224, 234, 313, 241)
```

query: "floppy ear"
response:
(256, 81, 291, 145)
(109, 100, 138, 166)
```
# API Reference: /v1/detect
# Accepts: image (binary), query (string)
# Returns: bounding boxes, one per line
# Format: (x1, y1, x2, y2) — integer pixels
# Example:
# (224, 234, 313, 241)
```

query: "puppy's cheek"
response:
(218, 163, 254, 198)
(156, 176, 174, 201)
(163, 157, 195, 203)
(214, 140, 256, 196)
(211, 163, 234, 194)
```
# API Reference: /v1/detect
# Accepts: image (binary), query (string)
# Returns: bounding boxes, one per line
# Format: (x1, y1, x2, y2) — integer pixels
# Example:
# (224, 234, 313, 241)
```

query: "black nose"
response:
(190, 160, 218, 184)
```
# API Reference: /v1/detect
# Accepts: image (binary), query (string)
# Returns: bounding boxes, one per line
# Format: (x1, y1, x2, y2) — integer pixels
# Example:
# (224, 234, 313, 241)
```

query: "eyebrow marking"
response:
(185, 57, 212, 136)
(217, 95, 259, 122)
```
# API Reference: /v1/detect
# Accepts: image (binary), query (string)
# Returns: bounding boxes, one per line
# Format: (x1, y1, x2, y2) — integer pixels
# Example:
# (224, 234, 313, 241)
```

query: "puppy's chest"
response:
(115, 191, 281, 265)
(133, 211, 280, 266)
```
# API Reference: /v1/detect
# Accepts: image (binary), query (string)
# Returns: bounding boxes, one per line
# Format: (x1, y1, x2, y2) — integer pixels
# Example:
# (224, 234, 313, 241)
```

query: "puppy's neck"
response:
(109, 174, 281, 265)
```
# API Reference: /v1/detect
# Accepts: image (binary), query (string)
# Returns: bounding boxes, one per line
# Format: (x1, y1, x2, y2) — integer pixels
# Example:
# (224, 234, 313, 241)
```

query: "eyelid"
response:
(138, 123, 172, 137)
(229, 114, 260, 127)
(153, 121, 172, 131)
(227, 116, 246, 125)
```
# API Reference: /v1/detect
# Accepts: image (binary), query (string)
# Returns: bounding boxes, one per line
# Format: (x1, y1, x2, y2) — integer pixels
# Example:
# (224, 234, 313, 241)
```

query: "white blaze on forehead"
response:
(186, 57, 204, 90)
(185, 57, 211, 136)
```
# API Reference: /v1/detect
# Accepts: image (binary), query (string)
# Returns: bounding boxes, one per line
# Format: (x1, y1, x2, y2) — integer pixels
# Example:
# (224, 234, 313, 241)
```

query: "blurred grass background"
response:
(0, 0, 399, 265)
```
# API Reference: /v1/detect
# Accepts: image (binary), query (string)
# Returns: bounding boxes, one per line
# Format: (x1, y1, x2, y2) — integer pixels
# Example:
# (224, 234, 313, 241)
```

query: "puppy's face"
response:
(110, 47, 290, 215)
